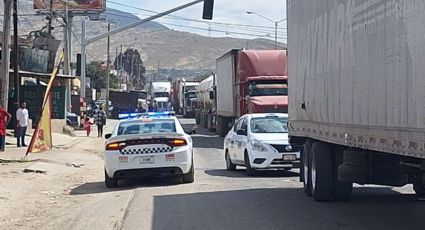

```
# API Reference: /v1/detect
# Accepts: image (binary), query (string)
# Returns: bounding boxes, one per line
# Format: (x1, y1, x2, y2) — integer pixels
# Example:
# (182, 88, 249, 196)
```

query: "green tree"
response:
(87, 61, 120, 90)
(114, 48, 146, 88)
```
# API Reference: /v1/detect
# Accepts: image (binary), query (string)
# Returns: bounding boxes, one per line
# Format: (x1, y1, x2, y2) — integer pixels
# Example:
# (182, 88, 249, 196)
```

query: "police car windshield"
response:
(117, 119, 176, 135)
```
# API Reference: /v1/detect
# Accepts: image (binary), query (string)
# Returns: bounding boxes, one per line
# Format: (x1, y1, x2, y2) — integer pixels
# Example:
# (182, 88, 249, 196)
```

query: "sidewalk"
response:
(1, 130, 80, 162)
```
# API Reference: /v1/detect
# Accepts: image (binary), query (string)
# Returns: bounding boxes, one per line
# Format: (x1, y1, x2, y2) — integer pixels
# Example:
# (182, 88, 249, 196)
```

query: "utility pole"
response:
(47, 0, 53, 37)
(120, 44, 123, 85)
(63, 0, 72, 112)
(0, 0, 12, 109)
(12, 0, 19, 107)
(80, 20, 86, 97)
(106, 22, 110, 116)
(274, 22, 278, 49)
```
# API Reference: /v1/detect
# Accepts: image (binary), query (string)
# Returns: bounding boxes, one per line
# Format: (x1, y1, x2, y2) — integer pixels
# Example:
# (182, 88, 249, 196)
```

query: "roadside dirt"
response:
(0, 133, 110, 230)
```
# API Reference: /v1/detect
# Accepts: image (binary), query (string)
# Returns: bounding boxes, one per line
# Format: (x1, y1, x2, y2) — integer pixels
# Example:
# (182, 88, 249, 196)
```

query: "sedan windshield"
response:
(250, 116, 288, 133)
(117, 119, 176, 135)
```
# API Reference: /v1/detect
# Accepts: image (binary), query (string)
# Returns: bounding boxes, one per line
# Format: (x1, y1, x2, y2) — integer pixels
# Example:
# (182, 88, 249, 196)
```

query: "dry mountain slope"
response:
(1, 1, 285, 69)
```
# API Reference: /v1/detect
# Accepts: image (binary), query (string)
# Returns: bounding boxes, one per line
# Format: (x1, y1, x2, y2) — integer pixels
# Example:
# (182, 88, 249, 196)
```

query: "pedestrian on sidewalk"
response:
(94, 107, 106, 138)
(0, 106, 12, 152)
(83, 117, 93, 137)
(16, 102, 29, 147)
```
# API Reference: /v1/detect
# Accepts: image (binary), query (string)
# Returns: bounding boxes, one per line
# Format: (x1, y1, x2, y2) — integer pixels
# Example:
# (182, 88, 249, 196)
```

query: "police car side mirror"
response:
(105, 133, 112, 139)
(236, 129, 247, 136)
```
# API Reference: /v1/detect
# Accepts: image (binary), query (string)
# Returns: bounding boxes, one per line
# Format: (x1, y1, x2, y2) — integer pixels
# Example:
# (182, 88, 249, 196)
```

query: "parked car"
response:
(224, 113, 300, 175)
(66, 112, 80, 128)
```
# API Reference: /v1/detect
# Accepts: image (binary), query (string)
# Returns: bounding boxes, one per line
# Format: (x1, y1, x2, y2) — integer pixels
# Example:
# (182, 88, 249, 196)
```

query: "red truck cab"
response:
(236, 50, 288, 116)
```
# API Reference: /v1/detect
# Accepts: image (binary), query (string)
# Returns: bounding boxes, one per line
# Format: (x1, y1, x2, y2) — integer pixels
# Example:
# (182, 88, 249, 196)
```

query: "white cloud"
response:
(109, 0, 287, 42)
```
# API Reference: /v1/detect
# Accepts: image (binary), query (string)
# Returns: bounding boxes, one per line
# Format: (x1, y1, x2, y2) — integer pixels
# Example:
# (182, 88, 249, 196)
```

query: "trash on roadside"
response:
(65, 163, 85, 168)
(23, 168, 47, 174)
(0, 159, 39, 164)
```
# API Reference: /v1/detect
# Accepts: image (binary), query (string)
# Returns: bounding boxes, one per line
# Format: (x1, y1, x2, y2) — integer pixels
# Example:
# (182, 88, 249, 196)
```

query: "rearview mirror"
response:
(105, 133, 112, 139)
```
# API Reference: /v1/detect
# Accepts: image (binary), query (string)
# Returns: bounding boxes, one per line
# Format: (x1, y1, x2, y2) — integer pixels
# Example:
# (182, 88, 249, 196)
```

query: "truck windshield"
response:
(185, 92, 197, 98)
(154, 92, 170, 98)
(248, 81, 288, 96)
(250, 116, 288, 133)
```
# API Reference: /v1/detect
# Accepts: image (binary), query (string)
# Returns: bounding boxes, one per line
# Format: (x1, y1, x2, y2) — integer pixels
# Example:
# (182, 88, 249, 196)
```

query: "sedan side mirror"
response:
(236, 129, 247, 136)
(105, 133, 112, 139)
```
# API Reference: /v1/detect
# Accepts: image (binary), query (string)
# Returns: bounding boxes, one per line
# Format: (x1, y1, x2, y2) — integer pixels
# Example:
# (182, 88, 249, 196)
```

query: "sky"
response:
(106, 0, 287, 43)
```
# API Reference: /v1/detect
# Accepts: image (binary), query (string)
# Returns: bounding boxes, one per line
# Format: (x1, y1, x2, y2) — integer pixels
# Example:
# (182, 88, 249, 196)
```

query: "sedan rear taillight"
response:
(106, 142, 125, 151)
(170, 139, 187, 147)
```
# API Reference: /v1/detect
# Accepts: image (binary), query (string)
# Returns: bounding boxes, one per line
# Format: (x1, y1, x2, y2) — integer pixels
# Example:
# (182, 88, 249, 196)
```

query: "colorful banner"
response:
(26, 53, 64, 155)
(34, 0, 106, 12)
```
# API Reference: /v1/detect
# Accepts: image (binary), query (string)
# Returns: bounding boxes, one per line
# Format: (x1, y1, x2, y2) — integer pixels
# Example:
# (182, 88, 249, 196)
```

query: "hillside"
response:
(1, 1, 285, 70)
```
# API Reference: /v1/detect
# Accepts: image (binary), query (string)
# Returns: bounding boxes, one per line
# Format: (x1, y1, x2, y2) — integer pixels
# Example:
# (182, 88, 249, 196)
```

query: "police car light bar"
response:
(118, 113, 142, 119)
(118, 111, 176, 120)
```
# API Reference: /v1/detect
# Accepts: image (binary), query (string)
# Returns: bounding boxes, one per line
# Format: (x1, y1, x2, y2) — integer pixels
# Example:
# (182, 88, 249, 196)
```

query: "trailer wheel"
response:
(217, 116, 226, 137)
(413, 173, 425, 198)
(333, 146, 353, 201)
(311, 142, 333, 201)
(302, 140, 313, 196)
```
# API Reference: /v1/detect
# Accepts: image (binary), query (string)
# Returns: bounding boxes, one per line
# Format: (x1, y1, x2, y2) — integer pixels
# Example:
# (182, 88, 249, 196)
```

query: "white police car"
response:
(104, 112, 194, 187)
(224, 113, 300, 176)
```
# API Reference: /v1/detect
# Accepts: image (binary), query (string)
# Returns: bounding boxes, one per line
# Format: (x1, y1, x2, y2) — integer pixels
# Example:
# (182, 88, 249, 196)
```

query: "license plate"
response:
(140, 156, 155, 164)
(283, 154, 296, 161)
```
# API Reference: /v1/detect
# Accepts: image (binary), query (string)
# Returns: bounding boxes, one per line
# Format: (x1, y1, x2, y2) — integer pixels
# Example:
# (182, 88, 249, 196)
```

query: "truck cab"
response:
(246, 76, 288, 114)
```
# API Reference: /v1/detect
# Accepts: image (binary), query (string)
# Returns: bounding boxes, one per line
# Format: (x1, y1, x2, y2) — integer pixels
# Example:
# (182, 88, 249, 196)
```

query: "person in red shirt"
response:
(0, 106, 12, 152)
(83, 117, 93, 137)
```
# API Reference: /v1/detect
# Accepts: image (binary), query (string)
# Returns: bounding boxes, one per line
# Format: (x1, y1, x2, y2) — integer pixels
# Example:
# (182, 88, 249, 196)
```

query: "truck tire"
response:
(413, 174, 425, 198)
(333, 146, 353, 201)
(217, 116, 226, 137)
(302, 140, 313, 196)
(311, 142, 333, 201)
(105, 170, 118, 188)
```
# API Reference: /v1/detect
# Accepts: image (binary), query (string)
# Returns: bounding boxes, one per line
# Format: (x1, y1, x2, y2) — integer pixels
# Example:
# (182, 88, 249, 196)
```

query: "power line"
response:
(160, 22, 287, 40)
(104, 11, 285, 39)
(106, 1, 286, 31)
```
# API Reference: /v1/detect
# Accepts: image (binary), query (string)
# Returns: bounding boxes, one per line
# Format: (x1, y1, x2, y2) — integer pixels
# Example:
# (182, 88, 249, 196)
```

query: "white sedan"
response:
(224, 113, 300, 175)
(104, 112, 194, 187)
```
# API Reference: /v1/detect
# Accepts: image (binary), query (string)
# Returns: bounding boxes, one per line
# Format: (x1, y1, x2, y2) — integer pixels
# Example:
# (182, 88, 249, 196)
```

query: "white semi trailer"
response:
(288, 0, 425, 201)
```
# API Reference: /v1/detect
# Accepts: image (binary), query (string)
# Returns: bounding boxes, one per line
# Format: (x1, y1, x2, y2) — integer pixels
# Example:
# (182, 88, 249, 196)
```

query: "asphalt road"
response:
(70, 117, 425, 230)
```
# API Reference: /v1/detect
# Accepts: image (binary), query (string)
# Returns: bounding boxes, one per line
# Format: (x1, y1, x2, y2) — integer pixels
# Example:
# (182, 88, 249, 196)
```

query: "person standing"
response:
(94, 107, 106, 138)
(16, 102, 29, 147)
(83, 117, 93, 137)
(0, 106, 12, 151)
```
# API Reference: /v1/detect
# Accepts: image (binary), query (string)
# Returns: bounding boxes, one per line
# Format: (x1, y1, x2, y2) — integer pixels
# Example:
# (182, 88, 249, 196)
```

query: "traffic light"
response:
(203, 0, 214, 20)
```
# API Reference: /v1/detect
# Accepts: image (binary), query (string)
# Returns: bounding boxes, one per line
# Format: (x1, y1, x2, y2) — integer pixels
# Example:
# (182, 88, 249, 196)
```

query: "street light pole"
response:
(274, 21, 278, 49)
(246, 11, 286, 49)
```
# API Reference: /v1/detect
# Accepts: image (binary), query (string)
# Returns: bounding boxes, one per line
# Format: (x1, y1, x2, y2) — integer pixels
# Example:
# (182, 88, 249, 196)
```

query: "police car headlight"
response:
(251, 140, 269, 152)
(285, 145, 293, 151)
